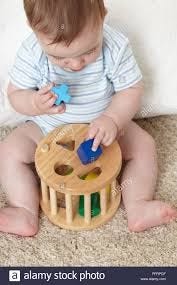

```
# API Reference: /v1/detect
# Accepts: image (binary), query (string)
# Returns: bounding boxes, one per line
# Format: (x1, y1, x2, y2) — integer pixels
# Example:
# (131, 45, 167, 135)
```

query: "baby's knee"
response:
(0, 136, 23, 164)
(141, 132, 156, 155)
(142, 132, 156, 149)
(131, 131, 157, 164)
(0, 130, 36, 164)
(0, 139, 12, 163)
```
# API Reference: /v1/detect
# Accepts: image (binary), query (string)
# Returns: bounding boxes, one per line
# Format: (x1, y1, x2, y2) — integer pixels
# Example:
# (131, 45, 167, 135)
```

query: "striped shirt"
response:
(10, 24, 142, 134)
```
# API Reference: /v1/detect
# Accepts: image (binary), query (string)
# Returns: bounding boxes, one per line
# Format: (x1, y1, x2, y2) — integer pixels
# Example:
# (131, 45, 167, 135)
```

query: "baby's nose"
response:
(70, 58, 85, 71)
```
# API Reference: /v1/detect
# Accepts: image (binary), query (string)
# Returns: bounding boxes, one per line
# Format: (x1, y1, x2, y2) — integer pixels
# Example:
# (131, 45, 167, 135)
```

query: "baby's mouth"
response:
(63, 67, 85, 72)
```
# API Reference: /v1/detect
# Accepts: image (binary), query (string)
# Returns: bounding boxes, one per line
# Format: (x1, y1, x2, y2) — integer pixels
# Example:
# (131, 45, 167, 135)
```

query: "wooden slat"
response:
(100, 188, 107, 215)
(65, 194, 73, 224)
(41, 180, 49, 203)
(84, 194, 91, 224)
(111, 180, 117, 202)
(50, 188, 58, 215)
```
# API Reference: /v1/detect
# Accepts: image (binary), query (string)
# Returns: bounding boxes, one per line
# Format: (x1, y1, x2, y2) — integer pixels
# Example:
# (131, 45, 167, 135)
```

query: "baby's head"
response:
(24, 0, 107, 71)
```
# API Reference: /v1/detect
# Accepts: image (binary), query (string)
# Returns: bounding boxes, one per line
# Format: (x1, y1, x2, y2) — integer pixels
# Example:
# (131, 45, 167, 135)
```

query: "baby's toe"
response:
(160, 206, 177, 223)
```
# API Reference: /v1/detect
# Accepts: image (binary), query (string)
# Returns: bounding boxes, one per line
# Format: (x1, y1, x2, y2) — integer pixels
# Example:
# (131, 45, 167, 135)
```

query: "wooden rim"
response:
(35, 124, 122, 194)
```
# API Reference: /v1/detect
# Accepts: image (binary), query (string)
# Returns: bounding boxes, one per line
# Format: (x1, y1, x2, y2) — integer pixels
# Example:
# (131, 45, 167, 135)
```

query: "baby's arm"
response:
(88, 81, 143, 151)
(7, 82, 65, 116)
(8, 38, 66, 116)
(8, 82, 40, 116)
(104, 81, 144, 131)
(88, 31, 143, 150)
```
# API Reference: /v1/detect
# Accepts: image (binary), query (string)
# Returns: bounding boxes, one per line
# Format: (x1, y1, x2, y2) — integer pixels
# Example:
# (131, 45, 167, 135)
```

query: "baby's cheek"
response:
(49, 57, 64, 68)
(86, 53, 100, 65)
(55, 61, 65, 68)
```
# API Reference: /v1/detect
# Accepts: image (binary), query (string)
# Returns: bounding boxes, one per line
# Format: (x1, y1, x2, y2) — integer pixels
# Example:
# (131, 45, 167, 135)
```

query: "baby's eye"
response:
(86, 47, 97, 55)
(48, 54, 64, 61)
(53, 56, 63, 60)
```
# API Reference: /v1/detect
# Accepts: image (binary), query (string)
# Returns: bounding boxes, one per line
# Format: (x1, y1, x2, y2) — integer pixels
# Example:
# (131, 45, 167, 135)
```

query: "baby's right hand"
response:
(32, 83, 66, 115)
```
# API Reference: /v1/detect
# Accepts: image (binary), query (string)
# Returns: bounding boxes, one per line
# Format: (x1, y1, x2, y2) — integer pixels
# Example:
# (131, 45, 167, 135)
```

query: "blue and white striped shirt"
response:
(10, 24, 142, 134)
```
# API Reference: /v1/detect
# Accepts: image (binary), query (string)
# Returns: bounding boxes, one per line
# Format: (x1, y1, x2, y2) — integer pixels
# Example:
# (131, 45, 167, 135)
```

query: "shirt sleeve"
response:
(107, 37, 143, 92)
(9, 43, 41, 90)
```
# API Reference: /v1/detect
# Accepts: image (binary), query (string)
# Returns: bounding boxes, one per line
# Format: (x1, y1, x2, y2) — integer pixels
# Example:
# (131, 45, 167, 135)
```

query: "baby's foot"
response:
(127, 200, 177, 232)
(0, 207, 38, 236)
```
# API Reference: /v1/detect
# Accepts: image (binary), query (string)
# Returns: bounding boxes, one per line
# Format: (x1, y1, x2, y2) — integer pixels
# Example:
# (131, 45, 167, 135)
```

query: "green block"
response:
(79, 192, 101, 217)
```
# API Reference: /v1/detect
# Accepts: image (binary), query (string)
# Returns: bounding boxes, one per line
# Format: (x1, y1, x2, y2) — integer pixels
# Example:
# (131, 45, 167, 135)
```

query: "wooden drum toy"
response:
(35, 124, 122, 230)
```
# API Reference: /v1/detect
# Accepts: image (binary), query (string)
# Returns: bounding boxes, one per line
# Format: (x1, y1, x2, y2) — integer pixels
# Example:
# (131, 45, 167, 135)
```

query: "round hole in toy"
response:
(55, 164, 73, 176)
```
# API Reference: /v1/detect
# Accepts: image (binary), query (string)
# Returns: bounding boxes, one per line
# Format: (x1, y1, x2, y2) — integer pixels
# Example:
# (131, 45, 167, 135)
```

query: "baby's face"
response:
(36, 23, 103, 72)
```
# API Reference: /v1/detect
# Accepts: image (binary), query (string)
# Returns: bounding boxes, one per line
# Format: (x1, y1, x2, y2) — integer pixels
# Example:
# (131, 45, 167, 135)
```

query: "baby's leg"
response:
(0, 122, 43, 236)
(118, 121, 177, 232)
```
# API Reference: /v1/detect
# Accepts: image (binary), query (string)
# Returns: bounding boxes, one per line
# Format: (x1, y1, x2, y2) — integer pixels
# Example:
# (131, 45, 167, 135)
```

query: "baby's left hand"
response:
(87, 114, 118, 151)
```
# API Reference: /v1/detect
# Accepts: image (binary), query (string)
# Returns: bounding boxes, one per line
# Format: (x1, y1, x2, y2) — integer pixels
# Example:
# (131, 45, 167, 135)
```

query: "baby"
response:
(0, 0, 176, 236)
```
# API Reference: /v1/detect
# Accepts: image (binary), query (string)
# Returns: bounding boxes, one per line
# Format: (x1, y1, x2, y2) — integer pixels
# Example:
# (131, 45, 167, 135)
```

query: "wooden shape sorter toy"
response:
(35, 124, 122, 230)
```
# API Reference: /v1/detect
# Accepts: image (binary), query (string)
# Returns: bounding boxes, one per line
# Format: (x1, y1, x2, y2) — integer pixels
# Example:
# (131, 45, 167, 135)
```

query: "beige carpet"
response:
(0, 116, 177, 267)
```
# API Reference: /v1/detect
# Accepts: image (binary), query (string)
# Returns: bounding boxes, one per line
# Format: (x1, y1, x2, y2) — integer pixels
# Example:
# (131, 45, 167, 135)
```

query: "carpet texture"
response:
(0, 116, 177, 266)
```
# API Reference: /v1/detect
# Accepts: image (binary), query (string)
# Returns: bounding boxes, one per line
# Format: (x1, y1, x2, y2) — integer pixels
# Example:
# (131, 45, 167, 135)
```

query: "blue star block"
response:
(77, 139, 103, 165)
(51, 84, 71, 105)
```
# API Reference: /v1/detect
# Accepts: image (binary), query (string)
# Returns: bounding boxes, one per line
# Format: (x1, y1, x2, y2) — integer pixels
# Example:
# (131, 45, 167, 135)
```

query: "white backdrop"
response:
(1, 0, 177, 126)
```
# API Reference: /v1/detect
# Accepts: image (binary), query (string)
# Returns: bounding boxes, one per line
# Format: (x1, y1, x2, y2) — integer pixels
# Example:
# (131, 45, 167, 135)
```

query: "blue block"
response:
(77, 139, 103, 165)
(51, 84, 71, 105)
